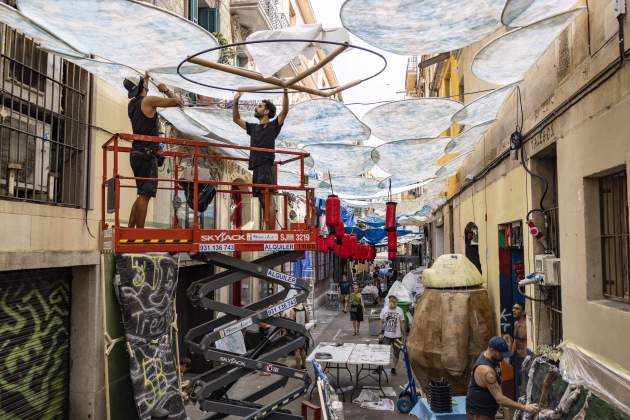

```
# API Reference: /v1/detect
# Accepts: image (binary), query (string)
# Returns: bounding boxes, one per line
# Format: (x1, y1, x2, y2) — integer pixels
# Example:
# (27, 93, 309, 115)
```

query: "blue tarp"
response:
(292, 252, 311, 278)
(344, 227, 413, 244)
(341, 205, 356, 227)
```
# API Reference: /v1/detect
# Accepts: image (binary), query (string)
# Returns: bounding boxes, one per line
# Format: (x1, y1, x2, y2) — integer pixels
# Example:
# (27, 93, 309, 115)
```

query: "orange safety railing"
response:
(101, 133, 318, 253)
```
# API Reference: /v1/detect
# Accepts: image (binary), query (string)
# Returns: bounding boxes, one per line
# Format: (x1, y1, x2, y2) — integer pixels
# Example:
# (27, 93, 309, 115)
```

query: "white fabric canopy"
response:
(340, 0, 506, 55)
(451, 82, 519, 127)
(472, 8, 586, 85)
(246, 24, 350, 76)
(304, 144, 374, 177)
(372, 138, 451, 178)
(363, 98, 463, 142)
(444, 121, 494, 155)
(502, 0, 579, 27)
(277, 99, 370, 147)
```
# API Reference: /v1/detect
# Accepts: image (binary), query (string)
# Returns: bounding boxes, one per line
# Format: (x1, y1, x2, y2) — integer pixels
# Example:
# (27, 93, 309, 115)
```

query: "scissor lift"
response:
(101, 133, 318, 419)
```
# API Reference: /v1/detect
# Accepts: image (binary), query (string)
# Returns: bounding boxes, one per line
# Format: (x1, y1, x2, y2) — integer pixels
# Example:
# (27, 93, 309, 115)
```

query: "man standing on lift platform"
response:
(123, 73, 181, 228)
(232, 90, 289, 227)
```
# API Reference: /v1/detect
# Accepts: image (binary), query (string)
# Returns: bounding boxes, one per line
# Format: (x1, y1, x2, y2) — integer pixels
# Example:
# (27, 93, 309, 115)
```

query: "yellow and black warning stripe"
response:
(119, 238, 190, 244)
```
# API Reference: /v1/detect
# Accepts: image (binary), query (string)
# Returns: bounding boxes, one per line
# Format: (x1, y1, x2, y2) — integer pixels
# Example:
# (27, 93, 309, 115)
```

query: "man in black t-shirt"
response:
(232, 90, 289, 223)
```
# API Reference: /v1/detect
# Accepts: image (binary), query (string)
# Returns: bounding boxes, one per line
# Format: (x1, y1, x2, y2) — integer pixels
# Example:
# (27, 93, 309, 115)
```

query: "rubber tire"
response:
(397, 394, 414, 414)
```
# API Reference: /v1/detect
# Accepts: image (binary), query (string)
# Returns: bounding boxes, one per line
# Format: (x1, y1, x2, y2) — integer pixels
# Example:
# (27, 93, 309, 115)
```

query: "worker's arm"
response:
(232, 91, 246, 129)
(477, 366, 539, 413)
(277, 89, 289, 125)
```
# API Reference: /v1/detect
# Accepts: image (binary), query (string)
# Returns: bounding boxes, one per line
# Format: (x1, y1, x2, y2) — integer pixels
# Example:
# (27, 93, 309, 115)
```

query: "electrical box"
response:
(541, 258, 561, 286)
(615, 0, 627, 17)
(534, 254, 554, 274)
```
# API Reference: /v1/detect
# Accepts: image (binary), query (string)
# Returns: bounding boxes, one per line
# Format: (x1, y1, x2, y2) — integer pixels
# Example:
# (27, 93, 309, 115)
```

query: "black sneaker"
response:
(391, 368, 397, 375)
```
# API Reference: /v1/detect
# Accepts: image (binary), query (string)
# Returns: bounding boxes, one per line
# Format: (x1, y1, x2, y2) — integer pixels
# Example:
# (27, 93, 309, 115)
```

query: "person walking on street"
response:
(379, 295, 405, 374)
(337, 273, 351, 313)
(466, 336, 539, 419)
(123, 73, 181, 228)
(349, 284, 365, 335)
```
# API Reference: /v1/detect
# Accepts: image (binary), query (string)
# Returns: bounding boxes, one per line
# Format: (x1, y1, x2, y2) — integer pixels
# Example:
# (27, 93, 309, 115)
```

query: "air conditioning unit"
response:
(534, 254, 561, 286)
(0, 28, 63, 112)
(0, 112, 52, 193)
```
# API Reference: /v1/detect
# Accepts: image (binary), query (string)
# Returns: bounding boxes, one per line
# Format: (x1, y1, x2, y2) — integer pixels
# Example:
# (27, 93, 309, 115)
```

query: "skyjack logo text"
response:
(201, 233, 246, 242)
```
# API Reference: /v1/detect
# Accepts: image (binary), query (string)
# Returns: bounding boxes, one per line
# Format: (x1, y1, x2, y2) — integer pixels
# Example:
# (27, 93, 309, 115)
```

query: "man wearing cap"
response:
(232, 90, 289, 223)
(466, 336, 539, 419)
(123, 73, 181, 228)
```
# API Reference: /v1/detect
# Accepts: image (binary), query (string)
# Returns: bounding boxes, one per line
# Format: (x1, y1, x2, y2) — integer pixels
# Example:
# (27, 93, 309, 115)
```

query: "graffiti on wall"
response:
(115, 253, 186, 420)
(0, 269, 71, 420)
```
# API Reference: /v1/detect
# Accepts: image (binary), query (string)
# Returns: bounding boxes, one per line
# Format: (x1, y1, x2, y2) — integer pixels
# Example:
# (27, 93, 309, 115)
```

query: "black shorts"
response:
(252, 164, 276, 199)
(382, 336, 401, 359)
(130, 149, 158, 198)
(349, 304, 363, 321)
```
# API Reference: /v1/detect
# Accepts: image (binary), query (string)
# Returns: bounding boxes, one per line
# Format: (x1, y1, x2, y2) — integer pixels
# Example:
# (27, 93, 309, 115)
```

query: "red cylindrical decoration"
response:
(388, 250, 397, 260)
(335, 221, 345, 241)
(348, 234, 358, 260)
(385, 201, 397, 232)
(326, 234, 336, 250)
(326, 194, 341, 230)
(387, 230, 397, 252)
(368, 245, 376, 261)
(338, 234, 352, 259)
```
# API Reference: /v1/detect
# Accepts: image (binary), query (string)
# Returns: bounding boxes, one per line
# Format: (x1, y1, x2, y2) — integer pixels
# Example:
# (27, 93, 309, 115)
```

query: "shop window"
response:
(599, 169, 630, 302)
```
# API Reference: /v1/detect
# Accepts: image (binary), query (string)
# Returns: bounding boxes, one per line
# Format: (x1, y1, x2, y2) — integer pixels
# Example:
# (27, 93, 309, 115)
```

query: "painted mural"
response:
(115, 253, 185, 420)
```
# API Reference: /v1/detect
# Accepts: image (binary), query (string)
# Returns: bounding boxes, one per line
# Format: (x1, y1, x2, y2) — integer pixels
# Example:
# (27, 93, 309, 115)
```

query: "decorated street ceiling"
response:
(372, 138, 451, 179)
(363, 99, 463, 142)
(451, 82, 519, 127)
(472, 8, 586, 85)
(277, 99, 370, 147)
(304, 144, 374, 177)
(445, 121, 495, 155)
(15, 0, 220, 69)
(502, 0, 579, 27)
(340, 0, 506, 55)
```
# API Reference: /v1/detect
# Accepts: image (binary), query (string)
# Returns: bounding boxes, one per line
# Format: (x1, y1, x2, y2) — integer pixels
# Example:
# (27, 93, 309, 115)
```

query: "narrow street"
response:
(186, 305, 410, 420)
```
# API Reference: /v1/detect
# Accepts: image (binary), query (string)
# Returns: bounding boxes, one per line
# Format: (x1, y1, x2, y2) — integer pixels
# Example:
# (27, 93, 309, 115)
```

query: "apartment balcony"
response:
(231, 0, 289, 32)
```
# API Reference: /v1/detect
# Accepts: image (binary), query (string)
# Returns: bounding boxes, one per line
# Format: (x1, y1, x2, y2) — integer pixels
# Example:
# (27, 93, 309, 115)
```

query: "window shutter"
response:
(199, 7, 220, 33)
(189, 0, 199, 23)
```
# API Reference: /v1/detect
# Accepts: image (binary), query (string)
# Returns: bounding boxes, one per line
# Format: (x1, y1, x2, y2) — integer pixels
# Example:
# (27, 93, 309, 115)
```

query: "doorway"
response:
(464, 222, 482, 273)
(498, 221, 525, 335)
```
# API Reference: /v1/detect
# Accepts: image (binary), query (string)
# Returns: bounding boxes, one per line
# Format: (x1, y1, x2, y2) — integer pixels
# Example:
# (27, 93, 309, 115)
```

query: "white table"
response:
(307, 342, 356, 400)
(348, 344, 391, 398)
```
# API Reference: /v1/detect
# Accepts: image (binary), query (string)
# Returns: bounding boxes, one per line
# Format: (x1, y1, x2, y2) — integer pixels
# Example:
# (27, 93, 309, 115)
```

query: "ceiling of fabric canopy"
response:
(372, 137, 451, 178)
(502, 0, 579, 27)
(16, 0, 220, 70)
(472, 8, 586, 85)
(363, 98, 463, 141)
(183, 108, 253, 146)
(445, 121, 495, 155)
(340, 0, 506, 55)
(246, 24, 350, 76)
(435, 151, 473, 178)
(451, 82, 519, 127)
(319, 176, 384, 197)
(159, 108, 211, 138)
(0, 3, 81, 56)
(304, 144, 374, 177)
(277, 99, 371, 147)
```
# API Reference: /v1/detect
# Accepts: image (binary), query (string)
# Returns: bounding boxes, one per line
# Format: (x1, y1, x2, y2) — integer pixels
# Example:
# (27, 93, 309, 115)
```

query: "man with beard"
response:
(232, 90, 289, 226)
(466, 336, 539, 419)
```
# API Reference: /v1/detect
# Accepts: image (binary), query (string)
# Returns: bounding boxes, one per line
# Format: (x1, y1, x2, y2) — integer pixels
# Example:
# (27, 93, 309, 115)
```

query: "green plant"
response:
(212, 32, 237, 63)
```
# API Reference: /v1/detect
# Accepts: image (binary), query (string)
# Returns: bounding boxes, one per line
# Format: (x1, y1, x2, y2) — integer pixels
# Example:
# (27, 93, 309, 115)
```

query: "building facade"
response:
(409, 2, 630, 375)
(0, 1, 338, 418)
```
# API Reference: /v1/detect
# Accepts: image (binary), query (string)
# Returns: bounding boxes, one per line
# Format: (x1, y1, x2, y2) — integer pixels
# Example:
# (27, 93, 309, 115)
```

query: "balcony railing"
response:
(259, 0, 289, 29)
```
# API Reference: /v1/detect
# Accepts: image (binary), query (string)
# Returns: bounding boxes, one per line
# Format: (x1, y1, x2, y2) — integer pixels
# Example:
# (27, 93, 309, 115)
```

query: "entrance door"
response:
(0, 268, 72, 419)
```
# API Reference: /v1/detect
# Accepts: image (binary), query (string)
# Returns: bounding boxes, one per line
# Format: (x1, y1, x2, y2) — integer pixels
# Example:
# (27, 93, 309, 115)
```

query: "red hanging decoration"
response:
(388, 250, 397, 261)
(387, 230, 397, 252)
(348, 234, 358, 260)
(338, 233, 353, 259)
(367, 245, 376, 261)
(335, 221, 345, 241)
(326, 234, 336, 250)
(317, 236, 328, 252)
(326, 194, 341, 232)
(385, 201, 397, 232)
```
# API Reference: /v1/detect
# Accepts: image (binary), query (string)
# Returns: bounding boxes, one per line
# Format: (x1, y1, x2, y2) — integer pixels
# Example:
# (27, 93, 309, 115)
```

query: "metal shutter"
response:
(0, 268, 72, 420)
